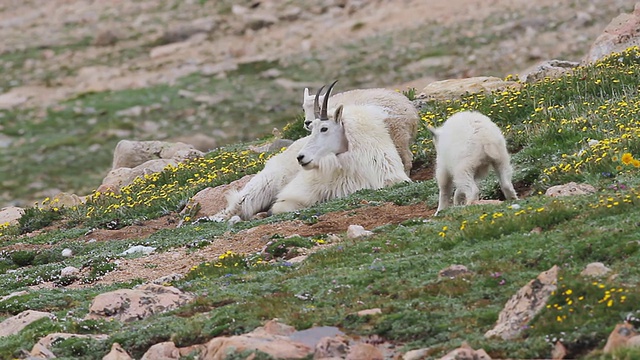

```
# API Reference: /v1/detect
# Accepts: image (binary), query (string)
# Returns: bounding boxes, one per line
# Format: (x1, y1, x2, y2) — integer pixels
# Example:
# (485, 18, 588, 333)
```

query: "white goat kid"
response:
(302, 83, 419, 175)
(428, 111, 518, 216)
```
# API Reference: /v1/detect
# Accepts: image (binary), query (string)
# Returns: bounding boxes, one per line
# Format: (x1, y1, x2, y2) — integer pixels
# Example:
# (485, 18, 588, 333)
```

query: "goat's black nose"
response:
(304, 121, 311, 128)
(297, 154, 305, 163)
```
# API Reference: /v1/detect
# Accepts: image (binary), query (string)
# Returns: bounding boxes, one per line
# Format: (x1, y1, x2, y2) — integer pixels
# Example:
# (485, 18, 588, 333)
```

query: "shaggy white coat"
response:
(428, 111, 518, 215)
(302, 87, 419, 175)
(215, 105, 410, 220)
(272, 104, 410, 214)
(214, 138, 308, 220)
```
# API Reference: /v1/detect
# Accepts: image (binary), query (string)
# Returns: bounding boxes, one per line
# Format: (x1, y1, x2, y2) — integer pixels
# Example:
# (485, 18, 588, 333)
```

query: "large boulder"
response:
(518, 59, 580, 83)
(0, 206, 24, 226)
(201, 320, 313, 359)
(417, 76, 520, 101)
(86, 284, 194, 322)
(111, 140, 202, 170)
(180, 175, 255, 220)
(0, 310, 55, 337)
(583, 3, 640, 64)
(30, 333, 108, 358)
(102, 159, 177, 189)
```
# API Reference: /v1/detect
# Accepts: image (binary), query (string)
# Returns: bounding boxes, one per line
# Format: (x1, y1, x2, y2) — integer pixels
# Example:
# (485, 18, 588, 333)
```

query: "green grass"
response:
(2, 16, 640, 360)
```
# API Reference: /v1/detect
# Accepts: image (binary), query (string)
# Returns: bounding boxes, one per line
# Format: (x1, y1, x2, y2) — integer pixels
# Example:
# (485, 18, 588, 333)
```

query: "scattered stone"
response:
(61, 248, 73, 257)
(103, 342, 133, 360)
(357, 308, 382, 316)
(202, 319, 313, 359)
(0, 206, 24, 226)
(417, 77, 521, 101)
(287, 255, 308, 264)
(179, 175, 255, 221)
(346, 343, 384, 360)
(545, 182, 597, 197)
(438, 264, 472, 279)
(40, 192, 84, 210)
(93, 30, 119, 46)
(111, 140, 201, 170)
(519, 59, 580, 83)
(439, 342, 491, 360)
(552, 341, 567, 360)
(603, 323, 639, 353)
(469, 199, 503, 206)
(314, 335, 350, 359)
(583, 3, 640, 64)
(403, 347, 432, 360)
(346, 224, 374, 238)
(60, 266, 80, 277)
(31, 333, 108, 358)
(485, 265, 559, 340)
(86, 284, 194, 322)
(140, 341, 204, 360)
(0, 290, 28, 303)
(120, 245, 157, 256)
(151, 273, 184, 285)
(0, 310, 56, 338)
(580, 262, 612, 277)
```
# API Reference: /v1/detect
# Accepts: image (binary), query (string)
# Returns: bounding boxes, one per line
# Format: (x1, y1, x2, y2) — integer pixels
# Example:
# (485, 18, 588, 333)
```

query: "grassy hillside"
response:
(1, 47, 640, 359)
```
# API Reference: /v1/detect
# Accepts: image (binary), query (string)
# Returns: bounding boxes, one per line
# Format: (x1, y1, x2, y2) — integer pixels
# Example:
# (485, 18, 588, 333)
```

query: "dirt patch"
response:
(75, 202, 434, 287)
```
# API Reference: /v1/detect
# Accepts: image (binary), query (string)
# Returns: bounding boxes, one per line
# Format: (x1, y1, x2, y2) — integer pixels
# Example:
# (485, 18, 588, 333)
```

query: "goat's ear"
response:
(303, 88, 309, 100)
(333, 105, 344, 125)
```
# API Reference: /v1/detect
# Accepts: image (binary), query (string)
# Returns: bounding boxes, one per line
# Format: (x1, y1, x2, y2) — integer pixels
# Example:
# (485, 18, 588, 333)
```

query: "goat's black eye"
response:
(320, 127, 328, 133)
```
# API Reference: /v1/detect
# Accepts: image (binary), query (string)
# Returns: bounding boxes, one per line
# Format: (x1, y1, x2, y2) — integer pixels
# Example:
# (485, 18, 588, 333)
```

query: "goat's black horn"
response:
(320, 80, 338, 120)
(313, 85, 325, 120)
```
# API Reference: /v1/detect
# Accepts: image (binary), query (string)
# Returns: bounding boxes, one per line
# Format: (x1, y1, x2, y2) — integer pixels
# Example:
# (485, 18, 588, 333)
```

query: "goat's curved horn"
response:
(313, 85, 325, 120)
(320, 80, 338, 120)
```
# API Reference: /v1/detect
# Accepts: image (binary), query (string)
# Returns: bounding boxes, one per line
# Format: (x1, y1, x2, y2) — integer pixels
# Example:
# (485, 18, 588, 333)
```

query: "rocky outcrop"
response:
(111, 140, 201, 170)
(0, 310, 56, 337)
(179, 175, 255, 221)
(485, 265, 559, 340)
(583, 3, 640, 64)
(417, 77, 521, 101)
(0, 206, 24, 226)
(86, 284, 194, 322)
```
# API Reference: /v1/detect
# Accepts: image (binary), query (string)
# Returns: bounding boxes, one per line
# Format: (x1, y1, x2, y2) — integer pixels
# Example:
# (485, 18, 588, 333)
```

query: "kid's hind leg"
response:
(434, 169, 453, 216)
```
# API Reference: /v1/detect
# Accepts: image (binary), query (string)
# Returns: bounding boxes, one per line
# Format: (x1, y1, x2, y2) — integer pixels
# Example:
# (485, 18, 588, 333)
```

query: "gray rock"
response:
(545, 182, 597, 197)
(485, 265, 559, 340)
(583, 3, 640, 64)
(0, 310, 56, 338)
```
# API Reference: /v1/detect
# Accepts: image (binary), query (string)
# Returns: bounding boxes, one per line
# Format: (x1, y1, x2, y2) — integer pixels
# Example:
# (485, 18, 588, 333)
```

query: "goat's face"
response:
(302, 88, 324, 131)
(297, 105, 348, 169)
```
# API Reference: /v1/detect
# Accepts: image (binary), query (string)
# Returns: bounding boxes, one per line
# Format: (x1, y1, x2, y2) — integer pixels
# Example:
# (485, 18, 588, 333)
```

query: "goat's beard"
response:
(316, 153, 342, 176)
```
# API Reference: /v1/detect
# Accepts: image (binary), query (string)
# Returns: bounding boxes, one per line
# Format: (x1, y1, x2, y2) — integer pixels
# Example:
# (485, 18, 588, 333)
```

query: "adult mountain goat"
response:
(302, 83, 419, 175)
(428, 111, 518, 216)
(214, 82, 410, 221)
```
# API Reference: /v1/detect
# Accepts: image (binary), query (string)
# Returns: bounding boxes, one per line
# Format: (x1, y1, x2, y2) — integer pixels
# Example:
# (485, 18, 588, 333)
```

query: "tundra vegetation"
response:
(2, 43, 640, 360)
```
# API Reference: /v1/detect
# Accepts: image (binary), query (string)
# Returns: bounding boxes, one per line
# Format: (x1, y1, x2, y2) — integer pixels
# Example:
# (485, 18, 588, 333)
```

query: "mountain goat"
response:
(302, 83, 419, 175)
(215, 82, 410, 221)
(428, 111, 518, 216)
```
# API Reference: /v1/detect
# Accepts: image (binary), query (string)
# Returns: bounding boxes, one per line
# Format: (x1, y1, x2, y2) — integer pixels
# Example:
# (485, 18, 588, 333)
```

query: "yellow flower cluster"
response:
(548, 283, 629, 323)
(0, 221, 10, 237)
(82, 149, 275, 217)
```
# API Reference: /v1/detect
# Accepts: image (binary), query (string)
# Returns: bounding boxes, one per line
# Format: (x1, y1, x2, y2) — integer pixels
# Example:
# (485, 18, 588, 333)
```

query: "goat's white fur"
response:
(302, 87, 419, 175)
(215, 104, 410, 220)
(428, 111, 518, 216)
